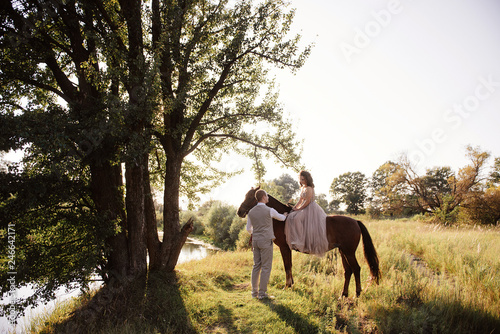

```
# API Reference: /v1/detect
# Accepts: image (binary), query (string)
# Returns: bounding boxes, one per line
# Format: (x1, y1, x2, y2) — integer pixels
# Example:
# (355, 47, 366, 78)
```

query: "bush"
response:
(433, 195, 460, 225)
(180, 210, 204, 235)
(204, 202, 240, 250)
(367, 205, 382, 219)
(229, 216, 246, 246)
(236, 226, 251, 251)
(461, 187, 500, 225)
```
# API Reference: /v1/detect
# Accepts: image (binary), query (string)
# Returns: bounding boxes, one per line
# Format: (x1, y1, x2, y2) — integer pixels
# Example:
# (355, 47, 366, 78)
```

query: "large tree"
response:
(369, 161, 411, 217)
(330, 171, 368, 215)
(395, 147, 489, 217)
(147, 0, 308, 271)
(0, 0, 308, 314)
(0, 0, 139, 313)
(487, 157, 500, 187)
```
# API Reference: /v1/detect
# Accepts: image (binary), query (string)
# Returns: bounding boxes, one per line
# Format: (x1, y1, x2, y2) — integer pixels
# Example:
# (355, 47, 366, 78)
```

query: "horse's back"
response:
(326, 215, 361, 251)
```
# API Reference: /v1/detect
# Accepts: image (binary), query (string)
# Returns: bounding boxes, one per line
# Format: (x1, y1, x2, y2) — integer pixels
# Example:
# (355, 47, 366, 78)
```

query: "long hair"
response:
(300, 170, 315, 188)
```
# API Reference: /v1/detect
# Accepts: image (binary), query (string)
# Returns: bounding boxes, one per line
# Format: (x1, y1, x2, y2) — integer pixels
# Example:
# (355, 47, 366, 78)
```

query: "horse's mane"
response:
(267, 195, 292, 214)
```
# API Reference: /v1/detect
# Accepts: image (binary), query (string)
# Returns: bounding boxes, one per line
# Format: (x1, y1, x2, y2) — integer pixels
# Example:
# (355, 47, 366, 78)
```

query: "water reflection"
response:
(178, 238, 218, 264)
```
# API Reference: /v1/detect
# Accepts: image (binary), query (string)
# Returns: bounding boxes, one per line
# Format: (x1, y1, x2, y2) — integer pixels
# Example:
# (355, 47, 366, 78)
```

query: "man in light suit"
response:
(247, 189, 288, 300)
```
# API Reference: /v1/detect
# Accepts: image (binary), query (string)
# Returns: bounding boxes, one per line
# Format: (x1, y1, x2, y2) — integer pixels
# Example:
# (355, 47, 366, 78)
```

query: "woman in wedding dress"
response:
(284, 171, 329, 256)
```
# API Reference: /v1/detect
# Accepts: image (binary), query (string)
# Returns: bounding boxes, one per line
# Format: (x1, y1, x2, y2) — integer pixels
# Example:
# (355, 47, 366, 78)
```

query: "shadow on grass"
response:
(263, 300, 321, 334)
(372, 296, 500, 334)
(204, 304, 239, 333)
(51, 271, 196, 333)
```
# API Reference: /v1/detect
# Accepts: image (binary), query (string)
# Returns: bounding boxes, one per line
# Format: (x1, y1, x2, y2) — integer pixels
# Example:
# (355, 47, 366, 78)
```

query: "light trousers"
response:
(251, 238, 274, 298)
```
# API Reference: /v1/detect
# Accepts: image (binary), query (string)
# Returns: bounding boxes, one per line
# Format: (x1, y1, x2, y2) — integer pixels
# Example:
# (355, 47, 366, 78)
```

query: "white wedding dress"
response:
(284, 187, 329, 256)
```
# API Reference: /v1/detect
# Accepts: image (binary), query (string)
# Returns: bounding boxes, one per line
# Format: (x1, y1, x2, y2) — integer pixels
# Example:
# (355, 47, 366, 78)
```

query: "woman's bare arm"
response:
(294, 187, 313, 210)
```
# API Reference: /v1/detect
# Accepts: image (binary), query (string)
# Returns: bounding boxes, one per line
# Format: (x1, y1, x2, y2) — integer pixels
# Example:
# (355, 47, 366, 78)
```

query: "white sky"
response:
(204, 0, 500, 208)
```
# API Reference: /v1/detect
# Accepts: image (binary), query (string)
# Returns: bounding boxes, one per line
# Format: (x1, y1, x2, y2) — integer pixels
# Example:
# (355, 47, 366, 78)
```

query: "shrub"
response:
(180, 210, 204, 235)
(461, 186, 500, 225)
(204, 202, 239, 250)
(236, 228, 251, 251)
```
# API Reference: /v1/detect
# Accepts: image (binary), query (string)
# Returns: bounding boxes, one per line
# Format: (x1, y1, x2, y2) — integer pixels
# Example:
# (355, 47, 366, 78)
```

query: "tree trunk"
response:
(119, 0, 148, 277)
(144, 158, 161, 270)
(90, 161, 129, 281)
(148, 156, 192, 271)
(125, 158, 148, 276)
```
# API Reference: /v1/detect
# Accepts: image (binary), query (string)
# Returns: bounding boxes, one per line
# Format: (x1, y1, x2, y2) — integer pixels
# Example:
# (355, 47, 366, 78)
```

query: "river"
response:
(0, 237, 217, 333)
(177, 236, 219, 263)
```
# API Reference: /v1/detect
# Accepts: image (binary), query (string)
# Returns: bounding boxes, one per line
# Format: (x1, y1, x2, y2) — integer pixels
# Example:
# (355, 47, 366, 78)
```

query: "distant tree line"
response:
(330, 146, 500, 225)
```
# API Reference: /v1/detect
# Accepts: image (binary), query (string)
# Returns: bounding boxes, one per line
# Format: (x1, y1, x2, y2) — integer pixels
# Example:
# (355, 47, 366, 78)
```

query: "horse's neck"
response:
(267, 195, 291, 214)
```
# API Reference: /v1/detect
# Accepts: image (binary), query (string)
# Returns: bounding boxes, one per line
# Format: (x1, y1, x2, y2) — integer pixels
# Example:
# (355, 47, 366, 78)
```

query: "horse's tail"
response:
(357, 221, 381, 284)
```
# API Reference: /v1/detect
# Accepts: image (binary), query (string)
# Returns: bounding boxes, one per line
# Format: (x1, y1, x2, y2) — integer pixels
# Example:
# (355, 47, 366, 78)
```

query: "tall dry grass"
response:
(30, 219, 500, 333)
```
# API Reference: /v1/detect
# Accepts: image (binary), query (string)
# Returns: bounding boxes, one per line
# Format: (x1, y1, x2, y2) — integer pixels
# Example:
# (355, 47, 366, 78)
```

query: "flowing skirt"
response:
(284, 201, 329, 256)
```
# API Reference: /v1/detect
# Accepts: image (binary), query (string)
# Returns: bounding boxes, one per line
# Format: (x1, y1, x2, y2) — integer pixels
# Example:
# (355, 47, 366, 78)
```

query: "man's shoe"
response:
(258, 293, 275, 300)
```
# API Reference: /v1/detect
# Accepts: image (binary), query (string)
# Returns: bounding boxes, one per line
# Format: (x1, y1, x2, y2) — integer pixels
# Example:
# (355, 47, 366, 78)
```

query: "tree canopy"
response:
(330, 171, 368, 215)
(260, 173, 300, 203)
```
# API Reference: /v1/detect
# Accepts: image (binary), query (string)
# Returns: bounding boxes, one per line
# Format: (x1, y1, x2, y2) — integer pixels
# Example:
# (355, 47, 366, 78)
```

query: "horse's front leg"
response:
(278, 243, 294, 287)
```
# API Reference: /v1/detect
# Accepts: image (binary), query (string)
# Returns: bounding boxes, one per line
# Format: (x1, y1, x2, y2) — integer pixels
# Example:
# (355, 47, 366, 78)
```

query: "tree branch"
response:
(181, 58, 237, 153)
(91, 0, 127, 53)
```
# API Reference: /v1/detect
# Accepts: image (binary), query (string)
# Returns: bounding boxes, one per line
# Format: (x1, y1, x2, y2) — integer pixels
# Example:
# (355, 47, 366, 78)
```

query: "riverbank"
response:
(29, 220, 500, 333)
(1, 233, 218, 333)
(158, 232, 222, 251)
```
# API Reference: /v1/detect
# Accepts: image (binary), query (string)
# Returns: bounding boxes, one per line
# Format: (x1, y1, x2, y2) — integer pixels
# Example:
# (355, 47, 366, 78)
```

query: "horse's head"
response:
(237, 186, 260, 218)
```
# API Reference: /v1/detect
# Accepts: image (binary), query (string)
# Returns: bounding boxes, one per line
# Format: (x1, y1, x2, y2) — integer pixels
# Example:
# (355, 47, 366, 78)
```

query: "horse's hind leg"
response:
(339, 250, 352, 297)
(351, 254, 362, 297)
(340, 250, 361, 297)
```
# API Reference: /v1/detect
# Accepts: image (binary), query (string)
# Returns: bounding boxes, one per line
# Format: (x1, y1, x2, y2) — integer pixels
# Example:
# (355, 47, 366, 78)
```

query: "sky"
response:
(204, 0, 500, 208)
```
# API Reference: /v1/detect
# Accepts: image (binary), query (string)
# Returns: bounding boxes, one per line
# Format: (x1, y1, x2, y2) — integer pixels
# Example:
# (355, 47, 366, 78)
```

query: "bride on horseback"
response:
(285, 171, 330, 256)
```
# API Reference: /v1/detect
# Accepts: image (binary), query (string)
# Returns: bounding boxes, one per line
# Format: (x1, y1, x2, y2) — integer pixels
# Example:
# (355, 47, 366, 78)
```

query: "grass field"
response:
(30, 219, 500, 333)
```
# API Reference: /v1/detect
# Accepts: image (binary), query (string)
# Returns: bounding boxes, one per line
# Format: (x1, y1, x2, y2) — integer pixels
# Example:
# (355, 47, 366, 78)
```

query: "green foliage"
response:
(0, 165, 113, 316)
(330, 171, 367, 214)
(328, 199, 342, 214)
(229, 215, 246, 247)
(261, 173, 300, 203)
(1, 0, 135, 309)
(203, 201, 242, 250)
(235, 228, 252, 251)
(150, 0, 308, 206)
(433, 194, 460, 224)
(179, 210, 204, 235)
(369, 161, 407, 217)
(488, 157, 500, 187)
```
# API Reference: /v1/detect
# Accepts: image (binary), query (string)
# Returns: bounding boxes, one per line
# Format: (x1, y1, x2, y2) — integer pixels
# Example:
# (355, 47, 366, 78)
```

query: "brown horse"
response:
(237, 186, 380, 297)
